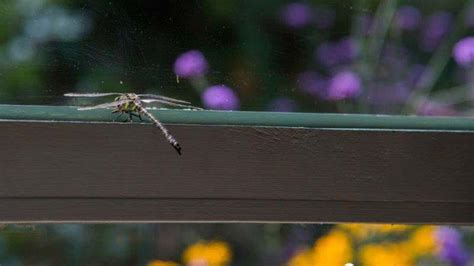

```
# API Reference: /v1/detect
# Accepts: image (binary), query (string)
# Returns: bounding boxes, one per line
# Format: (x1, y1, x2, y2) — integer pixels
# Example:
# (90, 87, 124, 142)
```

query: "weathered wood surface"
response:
(0, 120, 473, 223)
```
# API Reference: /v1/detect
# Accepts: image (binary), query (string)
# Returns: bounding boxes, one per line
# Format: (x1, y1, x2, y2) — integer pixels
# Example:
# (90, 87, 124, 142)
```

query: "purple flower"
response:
(411, 65, 435, 89)
(201, 85, 240, 110)
(327, 70, 361, 100)
(280, 3, 313, 28)
(297, 71, 328, 98)
(316, 42, 339, 66)
(407, 64, 426, 86)
(173, 50, 209, 78)
(316, 37, 358, 67)
(313, 7, 335, 29)
(367, 82, 410, 105)
(338, 38, 359, 61)
(416, 100, 457, 116)
(435, 227, 471, 266)
(394, 6, 422, 30)
(420, 12, 453, 52)
(453, 37, 474, 67)
(267, 97, 298, 112)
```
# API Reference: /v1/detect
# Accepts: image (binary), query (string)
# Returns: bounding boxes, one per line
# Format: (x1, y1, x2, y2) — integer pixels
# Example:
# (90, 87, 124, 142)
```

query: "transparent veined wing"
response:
(77, 99, 132, 110)
(65, 93, 125, 97)
(137, 94, 191, 104)
(141, 99, 203, 110)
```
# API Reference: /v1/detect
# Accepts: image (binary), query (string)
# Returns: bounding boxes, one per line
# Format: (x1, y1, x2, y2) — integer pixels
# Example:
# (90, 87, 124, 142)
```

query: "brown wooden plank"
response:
(0, 199, 471, 224)
(0, 120, 473, 222)
(1, 121, 473, 201)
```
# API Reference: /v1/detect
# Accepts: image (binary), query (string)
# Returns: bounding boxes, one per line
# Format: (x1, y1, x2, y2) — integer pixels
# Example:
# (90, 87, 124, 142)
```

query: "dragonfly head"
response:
(126, 93, 139, 100)
(113, 94, 139, 102)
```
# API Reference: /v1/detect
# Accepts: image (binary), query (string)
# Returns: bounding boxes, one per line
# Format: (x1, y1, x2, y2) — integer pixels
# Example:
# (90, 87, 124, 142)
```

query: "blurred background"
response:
(0, 0, 473, 115)
(0, 223, 472, 265)
(0, 0, 473, 265)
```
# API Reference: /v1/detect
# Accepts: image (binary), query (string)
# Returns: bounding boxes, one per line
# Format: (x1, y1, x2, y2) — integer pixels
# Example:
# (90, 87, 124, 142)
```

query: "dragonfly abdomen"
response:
(137, 105, 182, 155)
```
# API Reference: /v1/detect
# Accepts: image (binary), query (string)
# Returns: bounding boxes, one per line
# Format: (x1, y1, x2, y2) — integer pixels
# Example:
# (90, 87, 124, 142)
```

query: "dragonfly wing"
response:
(65, 92, 124, 97)
(141, 99, 203, 110)
(77, 99, 132, 110)
(137, 94, 191, 104)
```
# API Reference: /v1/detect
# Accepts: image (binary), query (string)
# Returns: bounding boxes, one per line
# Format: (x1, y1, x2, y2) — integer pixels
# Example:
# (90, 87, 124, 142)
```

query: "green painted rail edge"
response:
(0, 104, 474, 131)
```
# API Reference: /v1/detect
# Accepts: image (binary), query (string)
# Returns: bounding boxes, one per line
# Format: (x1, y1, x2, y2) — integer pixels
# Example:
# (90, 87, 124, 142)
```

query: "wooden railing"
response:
(0, 105, 473, 223)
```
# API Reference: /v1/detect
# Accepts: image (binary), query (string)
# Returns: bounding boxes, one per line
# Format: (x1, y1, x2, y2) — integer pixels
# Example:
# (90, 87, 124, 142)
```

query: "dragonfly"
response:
(64, 92, 203, 155)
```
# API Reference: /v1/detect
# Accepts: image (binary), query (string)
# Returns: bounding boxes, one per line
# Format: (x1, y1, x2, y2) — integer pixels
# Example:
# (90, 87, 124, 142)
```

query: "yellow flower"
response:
(286, 230, 353, 266)
(182, 241, 232, 266)
(377, 224, 411, 233)
(339, 223, 412, 240)
(405, 226, 437, 256)
(339, 223, 371, 240)
(147, 260, 180, 266)
(360, 243, 413, 266)
(287, 248, 314, 266)
(312, 230, 353, 266)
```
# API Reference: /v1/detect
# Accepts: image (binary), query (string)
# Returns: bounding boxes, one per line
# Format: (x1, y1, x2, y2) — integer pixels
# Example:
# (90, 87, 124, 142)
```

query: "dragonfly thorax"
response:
(114, 93, 141, 112)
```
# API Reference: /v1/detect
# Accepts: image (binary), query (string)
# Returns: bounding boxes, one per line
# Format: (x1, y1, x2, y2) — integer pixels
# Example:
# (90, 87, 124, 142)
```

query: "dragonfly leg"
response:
(114, 111, 130, 123)
(113, 111, 125, 122)
(128, 112, 142, 122)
